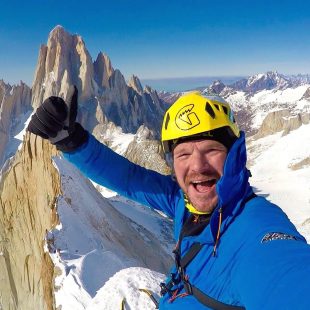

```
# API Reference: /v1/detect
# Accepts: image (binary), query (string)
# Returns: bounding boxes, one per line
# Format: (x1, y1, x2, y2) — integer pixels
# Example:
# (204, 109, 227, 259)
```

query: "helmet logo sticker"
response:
(175, 104, 200, 130)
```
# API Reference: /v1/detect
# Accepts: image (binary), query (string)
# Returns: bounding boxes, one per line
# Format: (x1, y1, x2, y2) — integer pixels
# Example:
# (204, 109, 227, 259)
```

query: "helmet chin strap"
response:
(184, 194, 211, 215)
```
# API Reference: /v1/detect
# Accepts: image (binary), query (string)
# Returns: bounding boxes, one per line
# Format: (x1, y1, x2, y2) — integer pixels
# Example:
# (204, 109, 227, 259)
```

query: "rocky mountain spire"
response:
(94, 52, 114, 89)
(0, 80, 32, 167)
(32, 25, 95, 108)
(31, 26, 165, 136)
(205, 80, 226, 94)
(128, 75, 144, 94)
(0, 133, 59, 310)
(230, 71, 291, 93)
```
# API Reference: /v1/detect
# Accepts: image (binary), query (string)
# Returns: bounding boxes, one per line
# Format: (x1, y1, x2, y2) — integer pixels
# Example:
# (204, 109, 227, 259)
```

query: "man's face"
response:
(173, 139, 227, 213)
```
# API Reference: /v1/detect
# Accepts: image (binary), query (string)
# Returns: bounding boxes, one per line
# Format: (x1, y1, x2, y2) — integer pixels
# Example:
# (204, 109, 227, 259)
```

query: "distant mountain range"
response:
(141, 75, 246, 92)
(158, 70, 310, 135)
(0, 25, 310, 310)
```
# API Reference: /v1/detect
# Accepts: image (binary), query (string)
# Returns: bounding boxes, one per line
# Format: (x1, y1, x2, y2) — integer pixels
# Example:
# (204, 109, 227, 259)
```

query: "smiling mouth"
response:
(191, 179, 217, 193)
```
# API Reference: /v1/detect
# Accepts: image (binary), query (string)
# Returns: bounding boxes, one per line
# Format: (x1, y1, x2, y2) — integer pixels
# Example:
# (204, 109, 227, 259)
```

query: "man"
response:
(28, 88, 310, 309)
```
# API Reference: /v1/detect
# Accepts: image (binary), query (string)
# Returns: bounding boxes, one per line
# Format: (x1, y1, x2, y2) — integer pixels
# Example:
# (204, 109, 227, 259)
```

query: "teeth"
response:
(192, 180, 210, 184)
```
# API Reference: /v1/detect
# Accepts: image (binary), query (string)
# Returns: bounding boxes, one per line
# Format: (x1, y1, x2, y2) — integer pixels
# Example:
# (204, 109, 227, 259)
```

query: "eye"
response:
(174, 151, 190, 160)
(207, 148, 227, 156)
(177, 153, 189, 158)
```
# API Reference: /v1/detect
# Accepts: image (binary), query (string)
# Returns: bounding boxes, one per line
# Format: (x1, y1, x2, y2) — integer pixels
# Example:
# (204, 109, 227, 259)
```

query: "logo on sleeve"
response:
(261, 232, 297, 243)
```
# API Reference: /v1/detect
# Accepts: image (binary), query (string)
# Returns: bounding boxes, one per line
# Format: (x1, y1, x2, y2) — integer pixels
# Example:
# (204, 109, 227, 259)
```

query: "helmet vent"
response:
(214, 104, 220, 111)
(223, 106, 228, 115)
(205, 102, 216, 119)
(164, 112, 170, 130)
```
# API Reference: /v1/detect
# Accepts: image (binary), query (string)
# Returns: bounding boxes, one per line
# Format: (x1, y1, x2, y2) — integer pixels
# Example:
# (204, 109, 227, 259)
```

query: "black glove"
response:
(27, 86, 88, 152)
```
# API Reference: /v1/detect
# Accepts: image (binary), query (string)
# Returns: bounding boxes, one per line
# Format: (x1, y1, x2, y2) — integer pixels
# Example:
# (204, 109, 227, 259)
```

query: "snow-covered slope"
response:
(48, 156, 174, 310)
(44, 123, 310, 310)
(159, 71, 310, 134)
(87, 267, 165, 310)
(1, 69, 310, 309)
(248, 123, 310, 241)
(225, 84, 310, 130)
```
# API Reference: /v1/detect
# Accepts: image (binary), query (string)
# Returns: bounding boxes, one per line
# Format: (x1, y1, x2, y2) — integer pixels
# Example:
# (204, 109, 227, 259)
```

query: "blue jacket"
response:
(64, 132, 310, 309)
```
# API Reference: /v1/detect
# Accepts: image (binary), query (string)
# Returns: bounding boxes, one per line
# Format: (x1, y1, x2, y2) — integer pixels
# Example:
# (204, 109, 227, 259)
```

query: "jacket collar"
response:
(194, 131, 253, 244)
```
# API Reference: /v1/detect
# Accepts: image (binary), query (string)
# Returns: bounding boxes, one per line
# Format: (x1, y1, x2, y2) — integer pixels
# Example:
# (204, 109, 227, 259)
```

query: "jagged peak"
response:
(0, 79, 29, 89)
(48, 25, 68, 39)
(248, 70, 286, 82)
(143, 85, 153, 93)
(0, 79, 9, 87)
(50, 24, 64, 32)
(212, 79, 224, 85)
(128, 75, 143, 94)
(47, 25, 84, 48)
(95, 52, 113, 68)
(209, 79, 225, 88)
(94, 52, 114, 89)
(204, 79, 225, 95)
(242, 70, 290, 91)
(97, 51, 110, 60)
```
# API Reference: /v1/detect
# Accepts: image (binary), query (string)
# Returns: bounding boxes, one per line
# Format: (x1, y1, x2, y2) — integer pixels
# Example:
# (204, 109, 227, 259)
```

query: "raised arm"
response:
(27, 86, 179, 218)
(63, 133, 179, 217)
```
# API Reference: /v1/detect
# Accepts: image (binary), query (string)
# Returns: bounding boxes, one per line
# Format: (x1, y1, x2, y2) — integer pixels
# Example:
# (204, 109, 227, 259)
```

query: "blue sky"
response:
(1, 0, 310, 85)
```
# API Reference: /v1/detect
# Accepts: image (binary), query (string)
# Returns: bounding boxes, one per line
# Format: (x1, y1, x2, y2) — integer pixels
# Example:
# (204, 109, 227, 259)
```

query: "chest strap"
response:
(191, 285, 245, 310)
(176, 242, 245, 310)
(161, 193, 257, 309)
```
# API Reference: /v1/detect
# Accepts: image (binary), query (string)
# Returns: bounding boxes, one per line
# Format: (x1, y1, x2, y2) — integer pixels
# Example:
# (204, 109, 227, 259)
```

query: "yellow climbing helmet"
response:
(161, 91, 240, 153)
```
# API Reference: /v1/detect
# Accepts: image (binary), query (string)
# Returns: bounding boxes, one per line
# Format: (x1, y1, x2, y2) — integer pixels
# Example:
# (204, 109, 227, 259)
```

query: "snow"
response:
(225, 91, 248, 111)
(46, 156, 173, 310)
(0, 111, 32, 167)
(224, 84, 310, 130)
(247, 73, 264, 85)
(48, 122, 310, 309)
(15, 112, 32, 143)
(109, 196, 174, 255)
(107, 131, 135, 154)
(98, 126, 135, 155)
(2, 81, 310, 309)
(87, 267, 165, 310)
(251, 84, 309, 105)
(248, 123, 310, 241)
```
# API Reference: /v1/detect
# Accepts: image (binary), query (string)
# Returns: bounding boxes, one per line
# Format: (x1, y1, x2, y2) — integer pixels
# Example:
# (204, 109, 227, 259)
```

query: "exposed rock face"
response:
(31, 25, 96, 108)
(0, 80, 32, 167)
(282, 113, 310, 135)
(94, 52, 114, 90)
(289, 74, 310, 87)
(158, 91, 184, 105)
(205, 80, 225, 94)
(254, 109, 310, 138)
(128, 75, 144, 94)
(302, 87, 310, 100)
(0, 133, 60, 310)
(125, 125, 171, 175)
(254, 110, 290, 138)
(288, 157, 310, 170)
(230, 71, 291, 93)
(0, 130, 171, 310)
(31, 25, 165, 137)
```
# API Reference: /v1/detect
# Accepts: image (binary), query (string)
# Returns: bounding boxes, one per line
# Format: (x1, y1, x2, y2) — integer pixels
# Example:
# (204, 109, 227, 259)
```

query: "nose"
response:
(190, 149, 211, 173)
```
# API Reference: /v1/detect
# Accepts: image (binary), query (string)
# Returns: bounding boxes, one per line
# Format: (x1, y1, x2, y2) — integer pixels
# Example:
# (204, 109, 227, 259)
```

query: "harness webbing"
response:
(161, 192, 257, 309)
(179, 242, 203, 269)
(177, 242, 245, 310)
(191, 286, 245, 310)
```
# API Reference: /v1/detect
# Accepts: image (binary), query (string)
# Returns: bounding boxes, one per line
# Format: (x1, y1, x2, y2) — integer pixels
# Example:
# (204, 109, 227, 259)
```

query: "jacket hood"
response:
(208, 131, 253, 243)
(217, 131, 251, 208)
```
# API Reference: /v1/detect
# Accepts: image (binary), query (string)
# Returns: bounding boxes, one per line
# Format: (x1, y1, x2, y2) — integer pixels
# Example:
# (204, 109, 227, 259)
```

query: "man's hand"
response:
(27, 86, 88, 152)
